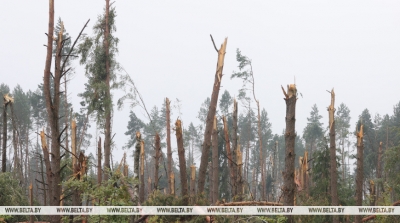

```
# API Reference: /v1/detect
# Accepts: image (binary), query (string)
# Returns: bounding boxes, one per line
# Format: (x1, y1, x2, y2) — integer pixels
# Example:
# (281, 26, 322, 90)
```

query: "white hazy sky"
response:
(1, 1, 400, 165)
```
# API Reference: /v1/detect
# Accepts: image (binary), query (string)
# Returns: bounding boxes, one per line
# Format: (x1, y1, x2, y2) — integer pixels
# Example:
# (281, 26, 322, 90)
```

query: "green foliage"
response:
(0, 173, 28, 222)
(303, 104, 324, 151)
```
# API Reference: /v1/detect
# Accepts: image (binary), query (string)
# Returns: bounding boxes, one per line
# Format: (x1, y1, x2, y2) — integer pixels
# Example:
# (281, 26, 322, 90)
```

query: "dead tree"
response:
(222, 116, 235, 196)
(232, 99, 238, 197)
(198, 36, 228, 194)
(140, 140, 145, 204)
(165, 97, 172, 194)
(175, 119, 188, 205)
(281, 84, 297, 223)
(71, 119, 80, 206)
(2, 94, 12, 172)
(328, 88, 339, 223)
(355, 124, 364, 223)
(40, 131, 52, 206)
(376, 141, 382, 205)
(154, 133, 161, 190)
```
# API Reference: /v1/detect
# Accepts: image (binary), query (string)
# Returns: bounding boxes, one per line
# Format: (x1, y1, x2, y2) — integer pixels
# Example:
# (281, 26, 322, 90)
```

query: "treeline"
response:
(1, 0, 400, 223)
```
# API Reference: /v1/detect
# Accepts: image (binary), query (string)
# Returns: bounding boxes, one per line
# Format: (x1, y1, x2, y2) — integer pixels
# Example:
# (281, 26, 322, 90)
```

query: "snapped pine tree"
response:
(232, 99, 238, 198)
(175, 119, 188, 205)
(328, 88, 339, 223)
(2, 94, 12, 172)
(165, 97, 172, 194)
(222, 116, 235, 196)
(198, 36, 228, 194)
(140, 140, 145, 204)
(154, 133, 161, 190)
(355, 124, 364, 223)
(281, 84, 297, 223)
(212, 115, 219, 204)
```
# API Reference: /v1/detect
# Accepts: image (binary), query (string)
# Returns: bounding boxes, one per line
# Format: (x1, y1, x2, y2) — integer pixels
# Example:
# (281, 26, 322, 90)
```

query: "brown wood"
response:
(40, 131, 51, 207)
(165, 98, 172, 194)
(208, 161, 213, 204)
(170, 172, 175, 196)
(2, 95, 11, 172)
(135, 132, 141, 201)
(190, 165, 196, 204)
(355, 124, 364, 223)
(237, 142, 243, 201)
(212, 116, 219, 204)
(175, 119, 188, 205)
(139, 140, 145, 204)
(232, 99, 238, 198)
(376, 141, 382, 205)
(328, 89, 339, 223)
(198, 37, 228, 194)
(222, 116, 235, 197)
(282, 84, 297, 223)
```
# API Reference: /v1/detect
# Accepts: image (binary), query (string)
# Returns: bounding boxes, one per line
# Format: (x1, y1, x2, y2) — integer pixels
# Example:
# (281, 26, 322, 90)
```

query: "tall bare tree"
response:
(197, 36, 228, 193)
(2, 94, 12, 172)
(355, 124, 364, 223)
(281, 84, 297, 223)
(176, 119, 188, 205)
(165, 97, 172, 194)
(212, 116, 219, 204)
(328, 89, 339, 223)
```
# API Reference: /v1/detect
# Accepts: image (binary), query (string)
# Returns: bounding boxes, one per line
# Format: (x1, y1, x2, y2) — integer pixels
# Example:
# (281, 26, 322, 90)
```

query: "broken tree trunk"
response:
(355, 124, 364, 223)
(140, 140, 145, 204)
(40, 130, 52, 207)
(165, 97, 172, 194)
(175, 119, 188, 205)
(154, 133, 161, 190)
(281, 84, 297, 223)
(190, 165, 196, 204)
(98, 137, 102, 184)
(232, 99, 238, 197)
(328, 88, 339, 223)
(212, 116, 219, 204)
(223, 116, 235, 197)
(135, 132, 141, 201)
(376, 141, 382, 205)
(71, 119, 80, 207)
(198, 37, 228, 194)
(2, 95, 11, 172)
(170, 172, 175, 196)
(237, 142, 243, 201)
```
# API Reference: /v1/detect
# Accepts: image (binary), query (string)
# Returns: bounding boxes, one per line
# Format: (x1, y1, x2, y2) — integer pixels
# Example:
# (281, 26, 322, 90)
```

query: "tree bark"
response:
(140, 140, 145, 204)
(256, 101, 265, 201)
(40, 131, 52, 206)
(165, 97, 172, 194)
(198, 37, 228, 194)
(175, 119, 188, 205)
(222, 116, 235, 197)
(355, 124, 364, 223)
(232, 99, 238, 198)
(376, 142, 382, 205)
(282, 84, 297, 223)
(212, 116, 219, 204)
(135, 132, 141, 202)
(190, 165, 196, 204)
(98, 137, 102, 184)
(103, 0, 112, 182)
(154, 133, 161, 190)
(208, 161, 213, 204)
(328, 89, 339, 223)
(71, 119, 80, 207)
(2, 97, 10, 172)
(237, 143, 243, 201)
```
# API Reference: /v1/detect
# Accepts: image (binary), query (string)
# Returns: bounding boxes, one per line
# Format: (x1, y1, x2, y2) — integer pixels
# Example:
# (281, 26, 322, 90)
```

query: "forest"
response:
(1, 1, 400, 223)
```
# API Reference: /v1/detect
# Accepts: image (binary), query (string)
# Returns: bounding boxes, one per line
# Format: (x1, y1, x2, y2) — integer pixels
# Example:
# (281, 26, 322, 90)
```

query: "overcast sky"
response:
(1, 1, 400, 166)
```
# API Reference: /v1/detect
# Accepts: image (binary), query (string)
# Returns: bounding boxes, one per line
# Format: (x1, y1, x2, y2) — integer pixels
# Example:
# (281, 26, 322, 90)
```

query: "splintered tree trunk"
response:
(166, 97, 172, 194)
(328, 89, 339, 223)
(103, 0, 112, 183)
(2, 100, 9, 172)
(190, 165, 196, 204)
(154, 133, 161, 190)
(223, 116, 235, 196)
(170, 172, 175, 196)
(212, 116, 219, 204)
(198, 37, 228, 193)
(97, 137, 102, 184)
(237, 143, 243, 201)
(376, 142, 382, 205)
(232, 99, 238, 197)
(282, 84, 297, 223)
(71, 120, 80, 206)
(355, 125, 364, 223)
(175, 119, 188, 205)
(140, 140, 145, 203)
(40, 131, 52, 206)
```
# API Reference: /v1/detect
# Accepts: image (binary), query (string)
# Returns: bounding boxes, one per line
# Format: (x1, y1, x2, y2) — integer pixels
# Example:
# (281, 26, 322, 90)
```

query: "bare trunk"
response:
(176, 119, 188, 205)
(328, 89, 339, 223)
(256, 101, 265, 201)
(252, 168, 256, 200)
(237, 143, 243, 201)
(282, 84, 297, 223)
(165, 98, 172, 194)
(170, 172, 175, 196)
(208, 161, 213, 204)
(71, 119, 80, 207)
(355, 125, 364, 223)
(190, 165, 196, 204)
(232, 99, 238, 198)
(11, 104, 20, 177)
(140, 140, 145, 204)
(103, 0, 112, 182)
(2, 101, 8, 172)
(198, 37, 228, 193)
(376, 142, 382, 205)
(212, 116, 219, 204)
(135, 132, 141, 202)
(154, 133, 161, 190)
(97, 137, 102, 184)
(223, 116, 235, 197)
(40, 131, 52, 206)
